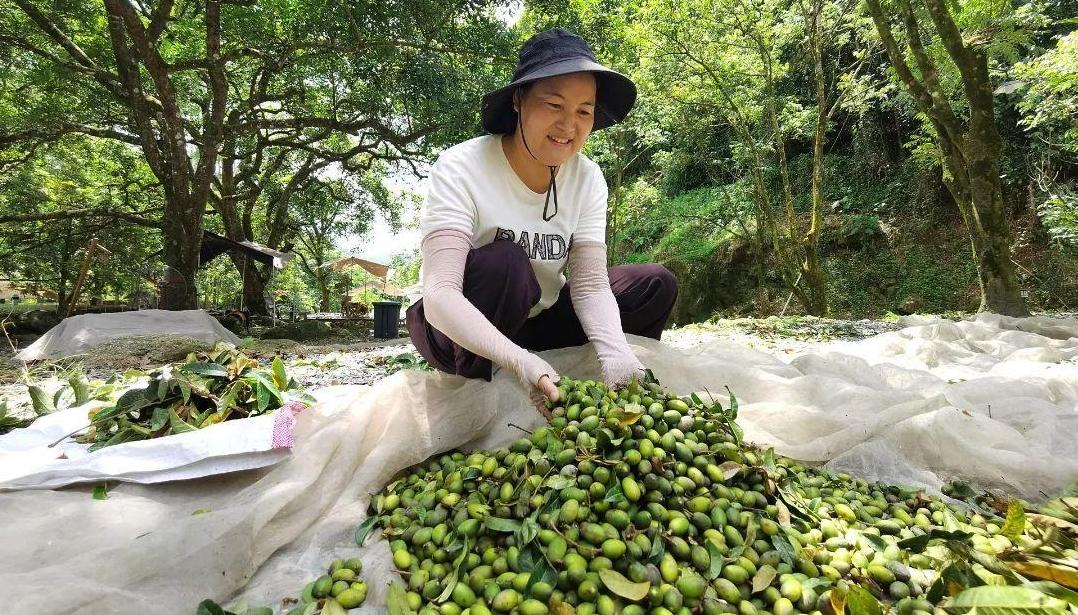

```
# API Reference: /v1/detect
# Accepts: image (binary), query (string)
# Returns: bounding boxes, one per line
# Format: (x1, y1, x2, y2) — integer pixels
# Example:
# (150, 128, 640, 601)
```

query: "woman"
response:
(406, 27, 678, 405)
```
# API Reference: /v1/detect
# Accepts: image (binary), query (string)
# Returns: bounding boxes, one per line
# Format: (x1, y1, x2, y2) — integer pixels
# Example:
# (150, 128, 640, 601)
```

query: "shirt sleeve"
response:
(418, 155, 477, 239)
(574, 161, 608, 245)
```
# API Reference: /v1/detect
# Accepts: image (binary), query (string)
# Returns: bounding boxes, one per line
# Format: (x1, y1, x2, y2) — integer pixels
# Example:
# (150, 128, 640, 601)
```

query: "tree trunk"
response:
(802, 0, 830, 317)
(242, 261, 270, 315)
(319, 275, 331, 312)
(866, 0, 1027, 316)
(159, 204, 201, 310)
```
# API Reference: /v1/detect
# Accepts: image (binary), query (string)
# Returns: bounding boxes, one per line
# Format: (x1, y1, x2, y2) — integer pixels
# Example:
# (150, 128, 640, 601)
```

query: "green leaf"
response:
(517, 517, 540, 547)
(155, 378, 169, 401)
(777, 486, 820, 522)
(103, 387, 155, 418)
(598, 569, 651, 601)
(168, 409, 197, 434)
(899, 529, 972, 553)
(706, 539, 725, 580)
(178, 379, 192, 404)
(444, 538, 464, 554)
(517, 545, 540, 572)
(761, 448, 777, 475)
(718, 461, 742, 480)
(483, 516, 521, 532)
(1023, 582, 1078, 608)
(943, 585, 1069, 614)
(354, 516, 378, 546)
(149, 407, 169, 431)
(28, 385, 55, 416)
(250, 372, 284, 400)
(772, 532, 797, 566)
(1001, 501, 1027, 541)
(724, 418, 744, 447)
(528, 556, 559, 591)
(181, 362, 229, 378)
(604, 484, 626, 504)
(862, 533, 888, 552)
(544, 475, 575, 490)
(92, 484, 108, 500)
(387, 582, 415, 615)
(271, 356, 288, 390)
(597, 427, 624, 449)
(436, 538, 472, 603)
(929, 561, 984, 603)
(943, 508, 963, 532)
(216, 381, 243, 413)
(256, 381, 272, 413)
(847, 586, 882, 615)
(609, 403, 644, 426)
(751, 564, 777, 594)
(69, 375, 91, 406)
(196, 600, 234, 615)
(648, 532, 666, 563)
(725, 386, 739, 419)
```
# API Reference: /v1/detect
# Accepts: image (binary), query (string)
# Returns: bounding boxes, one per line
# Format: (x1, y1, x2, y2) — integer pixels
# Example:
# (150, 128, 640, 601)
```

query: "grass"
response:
(0, 302, 58, 316)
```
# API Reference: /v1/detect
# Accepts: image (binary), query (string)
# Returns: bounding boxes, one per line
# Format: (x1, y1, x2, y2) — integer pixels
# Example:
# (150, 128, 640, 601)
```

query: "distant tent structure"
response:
(324, 257, 406, 300)
(199, 231, 293, 270)
(323, 256, 390, 278)
(198, 230, 294, 315)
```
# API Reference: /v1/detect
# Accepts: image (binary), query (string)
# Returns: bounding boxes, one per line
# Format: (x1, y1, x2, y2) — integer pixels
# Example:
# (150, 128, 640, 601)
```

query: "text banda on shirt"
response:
(494, 228, 571, 261)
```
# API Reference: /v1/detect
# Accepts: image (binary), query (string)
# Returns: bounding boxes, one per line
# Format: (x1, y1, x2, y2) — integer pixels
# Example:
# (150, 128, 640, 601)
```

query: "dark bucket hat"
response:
(481, 28, 637, 135)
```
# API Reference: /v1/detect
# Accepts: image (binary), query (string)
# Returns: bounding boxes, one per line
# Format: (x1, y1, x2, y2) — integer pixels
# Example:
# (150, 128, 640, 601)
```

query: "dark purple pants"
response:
(406, 240, 678, 380)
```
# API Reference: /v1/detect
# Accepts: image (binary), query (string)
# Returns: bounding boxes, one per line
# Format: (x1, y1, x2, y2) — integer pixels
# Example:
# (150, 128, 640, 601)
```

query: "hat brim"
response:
(481, 58, 637, 135)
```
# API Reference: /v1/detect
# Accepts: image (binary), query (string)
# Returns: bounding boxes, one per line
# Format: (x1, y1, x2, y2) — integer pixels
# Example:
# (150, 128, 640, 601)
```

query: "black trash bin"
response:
(372, 300, 402, 338)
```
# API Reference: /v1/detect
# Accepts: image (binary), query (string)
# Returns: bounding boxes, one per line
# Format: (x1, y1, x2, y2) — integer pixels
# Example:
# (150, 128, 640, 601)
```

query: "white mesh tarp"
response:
(0, 313, 1075, 613)
(16, 309, 240, 361)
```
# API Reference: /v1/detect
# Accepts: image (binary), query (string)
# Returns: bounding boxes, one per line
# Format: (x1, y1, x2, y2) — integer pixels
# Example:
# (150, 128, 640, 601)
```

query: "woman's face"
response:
(514, 72, 597, 167)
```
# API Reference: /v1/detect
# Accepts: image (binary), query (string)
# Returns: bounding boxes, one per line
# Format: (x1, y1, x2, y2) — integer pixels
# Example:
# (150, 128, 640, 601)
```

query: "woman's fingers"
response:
(536, 375, 559, 403)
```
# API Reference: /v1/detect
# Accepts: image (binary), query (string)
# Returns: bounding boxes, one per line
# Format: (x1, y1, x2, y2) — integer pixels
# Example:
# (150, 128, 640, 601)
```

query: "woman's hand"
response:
(532, 375, 560, 419)
(600, 352, 645, 388)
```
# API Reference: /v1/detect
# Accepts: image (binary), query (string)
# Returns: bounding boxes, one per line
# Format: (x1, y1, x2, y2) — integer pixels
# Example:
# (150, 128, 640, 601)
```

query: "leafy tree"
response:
(289, 174, 390, 311)
(864, 0, 1030, 315)
(633, 0, 854, 315)
(1, 0, 516, 310)
(0, 137, 161, 313)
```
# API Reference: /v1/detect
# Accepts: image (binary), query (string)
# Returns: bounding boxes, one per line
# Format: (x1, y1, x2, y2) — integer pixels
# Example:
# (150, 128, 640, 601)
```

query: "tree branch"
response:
(10, 0, 127, 99)
(0, 208, 164, 229)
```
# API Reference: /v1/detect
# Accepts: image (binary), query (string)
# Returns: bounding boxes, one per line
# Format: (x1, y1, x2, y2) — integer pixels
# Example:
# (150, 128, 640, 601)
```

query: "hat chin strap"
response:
(517, 111, 559, 222)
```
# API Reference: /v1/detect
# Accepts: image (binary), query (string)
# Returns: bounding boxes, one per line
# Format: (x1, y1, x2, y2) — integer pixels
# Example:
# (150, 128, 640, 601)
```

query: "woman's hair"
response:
(507, 83, 536, 135)
(508, 77, 603, 135)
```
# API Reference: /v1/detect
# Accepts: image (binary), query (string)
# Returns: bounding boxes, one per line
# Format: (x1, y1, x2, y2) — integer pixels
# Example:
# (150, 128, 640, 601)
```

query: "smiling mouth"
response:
(548, 136, 573, 146)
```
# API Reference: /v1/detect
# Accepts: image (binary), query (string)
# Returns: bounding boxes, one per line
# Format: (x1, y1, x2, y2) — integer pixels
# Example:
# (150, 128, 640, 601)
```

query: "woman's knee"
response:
(465, 240, 541, 304)
(625, 263, 678, 308)
(646, 264, 678, 303)
(469, 240, 531, 276)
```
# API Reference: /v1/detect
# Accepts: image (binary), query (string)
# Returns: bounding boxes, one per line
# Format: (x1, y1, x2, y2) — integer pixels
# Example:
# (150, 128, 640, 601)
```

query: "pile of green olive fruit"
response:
(359, 376, 1038, 615)
(287, 558, 368, 614)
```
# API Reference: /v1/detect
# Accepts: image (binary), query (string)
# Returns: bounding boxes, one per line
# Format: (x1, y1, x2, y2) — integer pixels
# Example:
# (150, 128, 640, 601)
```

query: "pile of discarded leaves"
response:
(75, 345, 313, 451)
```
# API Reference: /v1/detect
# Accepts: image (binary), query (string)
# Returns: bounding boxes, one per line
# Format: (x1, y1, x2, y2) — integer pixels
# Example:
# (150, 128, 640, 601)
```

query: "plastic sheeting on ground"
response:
(0, 399, 305, 490)
(16, 309, 240, 361)
(0, 313, 1075, 614)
